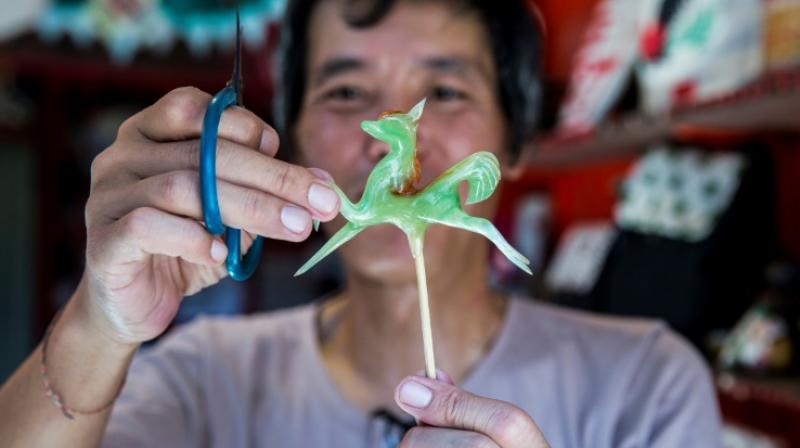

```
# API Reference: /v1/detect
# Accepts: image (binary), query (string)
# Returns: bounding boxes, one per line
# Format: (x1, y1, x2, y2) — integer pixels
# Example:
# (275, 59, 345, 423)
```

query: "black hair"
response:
(274, 0, 542, 158)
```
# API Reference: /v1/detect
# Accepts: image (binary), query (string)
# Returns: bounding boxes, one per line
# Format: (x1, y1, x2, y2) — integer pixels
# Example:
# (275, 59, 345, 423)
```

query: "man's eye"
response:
(431, 85, 467, 101)
(324, 86, 363, 101)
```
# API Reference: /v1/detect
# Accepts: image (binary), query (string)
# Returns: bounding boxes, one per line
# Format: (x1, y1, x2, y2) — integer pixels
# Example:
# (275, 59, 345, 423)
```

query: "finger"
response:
(120, 86, 278, 156)
(90, 206, 228, 269)
(399, 427, 499, 448)
(394, 376, 548, 448)
(110, 139, 339, 220)
(92, 170, 316, 242)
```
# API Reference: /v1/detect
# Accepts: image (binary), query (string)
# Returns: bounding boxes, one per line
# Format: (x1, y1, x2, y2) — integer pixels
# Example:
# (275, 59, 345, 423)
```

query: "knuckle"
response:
(270, 162, 298, 196)
(170, 140, 201, 170)
(486, 405, 530, 442)
(117, 114, 137, 138)
(157, 171, 194, 205)
(238, 112, 262, 146)
(90, 149, 112, 184)
(440, 388, 467, 427)
(84, 194, 101, 225)
(274, 163, 292, 193)
(214, 139, 240, 170)
(121, 207, 155, 240)
(240, 190, 272, 229)
(84, 201, 97, 230)
(162, 86, 207, 129)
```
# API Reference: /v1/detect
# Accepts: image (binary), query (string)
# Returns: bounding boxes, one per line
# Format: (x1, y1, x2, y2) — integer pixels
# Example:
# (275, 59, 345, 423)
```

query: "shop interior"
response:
(0, 0, 798, 445)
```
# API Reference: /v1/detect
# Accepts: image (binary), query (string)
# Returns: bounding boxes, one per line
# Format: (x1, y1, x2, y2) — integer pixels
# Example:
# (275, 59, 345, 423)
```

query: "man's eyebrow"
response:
(419, 55, 490, 81)
(312, 57, 366, 86)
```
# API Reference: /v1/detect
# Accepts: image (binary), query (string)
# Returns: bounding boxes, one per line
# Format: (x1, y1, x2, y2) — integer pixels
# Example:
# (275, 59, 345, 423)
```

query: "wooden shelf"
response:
(519, 68, 800, 168)
(0, 32, 275, 114)
(717, 372, 800, 446)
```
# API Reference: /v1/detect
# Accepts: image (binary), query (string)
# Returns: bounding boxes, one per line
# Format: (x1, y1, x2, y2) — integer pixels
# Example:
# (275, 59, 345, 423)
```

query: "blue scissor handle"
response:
(200, 85, 264, 281)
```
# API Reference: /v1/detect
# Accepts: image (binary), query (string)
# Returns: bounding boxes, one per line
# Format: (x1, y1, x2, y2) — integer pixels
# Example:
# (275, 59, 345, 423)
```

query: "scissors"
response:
(199, 10, 265, 281)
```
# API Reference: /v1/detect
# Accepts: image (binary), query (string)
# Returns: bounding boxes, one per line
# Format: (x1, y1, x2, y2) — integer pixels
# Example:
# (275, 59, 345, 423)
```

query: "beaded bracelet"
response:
(40, 308, 125, 419)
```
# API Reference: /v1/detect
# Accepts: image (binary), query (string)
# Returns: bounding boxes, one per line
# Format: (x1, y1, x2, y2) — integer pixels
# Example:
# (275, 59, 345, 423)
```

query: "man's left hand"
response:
(394, 373, 550, 447)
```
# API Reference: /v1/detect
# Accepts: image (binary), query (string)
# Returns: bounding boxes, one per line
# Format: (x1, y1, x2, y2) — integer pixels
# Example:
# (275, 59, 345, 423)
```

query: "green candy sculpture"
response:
(296, 99, 531, 378)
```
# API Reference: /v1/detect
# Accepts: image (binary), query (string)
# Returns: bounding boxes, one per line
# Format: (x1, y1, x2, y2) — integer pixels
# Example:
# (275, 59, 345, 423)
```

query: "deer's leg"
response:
(440, 213, 531, 275)
(294, 222, 364, 276)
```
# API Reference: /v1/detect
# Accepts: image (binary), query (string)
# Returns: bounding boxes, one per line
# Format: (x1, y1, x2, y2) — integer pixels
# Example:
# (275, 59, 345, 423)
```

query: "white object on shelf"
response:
(0, 0, 46, 41)
(638, 0, 763, 114)
(615, 146, 745, 242)
(35, 0, 285, 64)
(513, 194, 552, 274)
(559, 0, 764, 132)
(557, 0, 640, 133)
(545, 222, 616, 294)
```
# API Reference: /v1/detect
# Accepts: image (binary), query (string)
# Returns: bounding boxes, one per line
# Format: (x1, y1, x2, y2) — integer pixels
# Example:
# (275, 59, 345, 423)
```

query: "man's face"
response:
(294, 0, 509, 284)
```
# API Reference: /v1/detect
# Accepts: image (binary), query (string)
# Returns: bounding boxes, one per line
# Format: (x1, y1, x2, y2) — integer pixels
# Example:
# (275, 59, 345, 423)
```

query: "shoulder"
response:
(508, 298, 721, 444)
(508, 298, 712, 401)
(510, 298, 683, 357)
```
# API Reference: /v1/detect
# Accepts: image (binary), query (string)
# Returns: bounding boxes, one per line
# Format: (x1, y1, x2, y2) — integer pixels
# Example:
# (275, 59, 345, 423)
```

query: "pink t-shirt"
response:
(103, 298, 722, 447)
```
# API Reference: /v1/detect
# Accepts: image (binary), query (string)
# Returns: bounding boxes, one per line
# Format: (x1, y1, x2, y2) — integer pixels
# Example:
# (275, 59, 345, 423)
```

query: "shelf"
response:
(519, 67, 800, 169)
(0, 32, 275, 113)
(717, 372, 800, 446)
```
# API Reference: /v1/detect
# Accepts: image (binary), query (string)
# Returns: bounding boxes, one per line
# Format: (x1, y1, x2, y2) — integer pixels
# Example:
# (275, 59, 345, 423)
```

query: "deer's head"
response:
(360, 99, 426, 194)
(360, 98, 425, 146)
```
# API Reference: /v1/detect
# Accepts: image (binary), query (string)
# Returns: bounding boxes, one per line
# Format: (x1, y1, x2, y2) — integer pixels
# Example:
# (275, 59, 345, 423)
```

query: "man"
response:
(0, 0, 721, 446)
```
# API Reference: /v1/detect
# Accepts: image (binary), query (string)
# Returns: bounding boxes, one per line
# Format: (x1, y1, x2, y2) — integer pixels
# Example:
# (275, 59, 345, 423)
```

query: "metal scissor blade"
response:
(231, 8, 243, 105)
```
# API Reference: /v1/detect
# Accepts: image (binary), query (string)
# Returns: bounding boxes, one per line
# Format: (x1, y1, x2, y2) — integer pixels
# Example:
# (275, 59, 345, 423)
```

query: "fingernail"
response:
(211, 239, 227, 262)
(399, 380, 432, 409)
(281, 205, 310, 234)
(308, 167, 333, 181)
(308, 183, 339, 215)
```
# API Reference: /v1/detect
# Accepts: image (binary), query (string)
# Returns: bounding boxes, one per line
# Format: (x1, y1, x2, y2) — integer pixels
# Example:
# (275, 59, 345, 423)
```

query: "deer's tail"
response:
(426, 151, 501, 204)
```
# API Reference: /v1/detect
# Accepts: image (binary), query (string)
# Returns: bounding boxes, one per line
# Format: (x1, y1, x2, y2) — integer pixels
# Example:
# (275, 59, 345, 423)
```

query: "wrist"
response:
(36, 279, 139, 419)
(65, 276, 140, 356)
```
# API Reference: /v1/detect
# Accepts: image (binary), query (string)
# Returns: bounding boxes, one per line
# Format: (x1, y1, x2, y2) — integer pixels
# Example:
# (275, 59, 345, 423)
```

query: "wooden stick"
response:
(414, 252, 437, 379)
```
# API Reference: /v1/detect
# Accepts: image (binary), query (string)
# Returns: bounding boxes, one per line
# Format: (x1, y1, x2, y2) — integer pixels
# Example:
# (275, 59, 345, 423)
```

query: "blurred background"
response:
(0, 0, 798, 445)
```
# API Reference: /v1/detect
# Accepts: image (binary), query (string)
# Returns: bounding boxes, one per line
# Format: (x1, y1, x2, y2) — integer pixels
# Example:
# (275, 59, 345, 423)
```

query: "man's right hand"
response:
(80, 86, 340, 345)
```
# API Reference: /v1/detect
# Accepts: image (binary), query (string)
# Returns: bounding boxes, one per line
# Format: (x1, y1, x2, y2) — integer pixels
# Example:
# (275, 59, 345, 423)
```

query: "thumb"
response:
(394, 375, 549, 448)
(414, 368, 455, 385)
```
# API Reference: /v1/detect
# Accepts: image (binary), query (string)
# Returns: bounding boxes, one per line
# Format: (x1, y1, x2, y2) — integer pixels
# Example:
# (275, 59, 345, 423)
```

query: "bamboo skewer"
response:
(413, 251, 437, 379)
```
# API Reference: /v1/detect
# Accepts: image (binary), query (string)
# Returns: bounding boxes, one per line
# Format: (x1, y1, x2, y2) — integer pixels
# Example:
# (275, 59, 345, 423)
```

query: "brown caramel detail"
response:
(391, 153, 421, 196)
(393, 186, 418, 196)
(378, 110, 404, 119)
